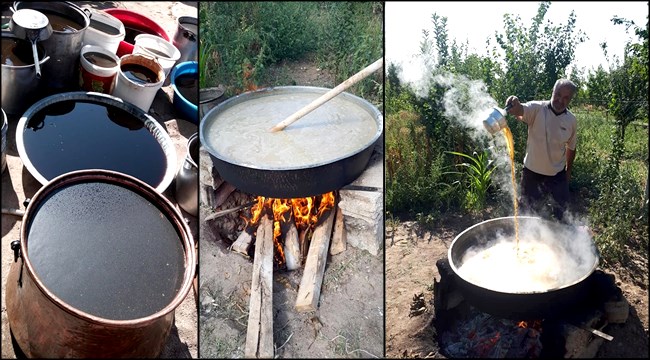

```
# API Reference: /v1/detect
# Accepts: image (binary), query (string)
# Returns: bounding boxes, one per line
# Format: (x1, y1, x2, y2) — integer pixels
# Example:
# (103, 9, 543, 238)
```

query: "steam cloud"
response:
(394, 57, 516, 204)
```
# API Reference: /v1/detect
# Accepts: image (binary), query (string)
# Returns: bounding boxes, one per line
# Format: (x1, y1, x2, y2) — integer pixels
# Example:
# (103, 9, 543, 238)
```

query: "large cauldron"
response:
(448, 216, 600, 320)
(200, 86, 383, 198)
(6, 170, 196, 358)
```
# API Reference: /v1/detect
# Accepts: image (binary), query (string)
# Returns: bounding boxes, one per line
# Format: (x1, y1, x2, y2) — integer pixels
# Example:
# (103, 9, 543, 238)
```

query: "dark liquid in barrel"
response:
(41, 10, 83, 33)
(90, 18, 121, 36)
(27, 181, 186, 320)
(83, 51, 118, 68)
(121, 63, 159, 84)
(175, 73, 198, 105)
(1, 37, 36, 66)
(124, 26, 146, 44)
(22, 100, 167, 188)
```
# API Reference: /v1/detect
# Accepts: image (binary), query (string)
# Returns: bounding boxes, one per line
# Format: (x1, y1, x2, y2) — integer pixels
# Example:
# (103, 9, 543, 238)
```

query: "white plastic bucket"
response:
(112, 54, 164, 112)
(82, 10, 125, 55)
(133, 34, 180, 80)
(79, 45, 120, 94)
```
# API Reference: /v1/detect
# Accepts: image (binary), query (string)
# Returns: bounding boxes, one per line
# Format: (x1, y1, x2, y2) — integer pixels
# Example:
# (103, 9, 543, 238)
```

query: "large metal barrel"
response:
(5, 169, 196, 358)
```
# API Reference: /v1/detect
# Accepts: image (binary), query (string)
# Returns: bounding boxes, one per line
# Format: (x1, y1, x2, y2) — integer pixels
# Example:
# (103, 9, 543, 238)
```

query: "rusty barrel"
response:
(6, 169, 196, 358)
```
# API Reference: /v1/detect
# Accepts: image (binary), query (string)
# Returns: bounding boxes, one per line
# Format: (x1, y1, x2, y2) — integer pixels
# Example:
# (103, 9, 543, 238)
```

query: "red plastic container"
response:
(104, 8, 170, 57)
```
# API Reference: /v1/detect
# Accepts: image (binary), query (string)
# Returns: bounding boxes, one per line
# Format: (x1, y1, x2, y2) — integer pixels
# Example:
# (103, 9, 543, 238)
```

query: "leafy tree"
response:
(494, 1, 587, 102)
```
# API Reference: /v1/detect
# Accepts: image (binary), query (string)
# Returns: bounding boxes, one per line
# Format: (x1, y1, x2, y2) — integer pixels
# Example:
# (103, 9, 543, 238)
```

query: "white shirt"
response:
(520, 101, 577, 176)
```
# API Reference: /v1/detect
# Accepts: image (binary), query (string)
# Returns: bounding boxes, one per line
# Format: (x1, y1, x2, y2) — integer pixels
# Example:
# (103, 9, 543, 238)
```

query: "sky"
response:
(385, 1, 649, 75)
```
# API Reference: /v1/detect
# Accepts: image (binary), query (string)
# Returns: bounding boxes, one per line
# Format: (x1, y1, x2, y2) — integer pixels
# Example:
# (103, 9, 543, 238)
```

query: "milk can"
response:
(172, 16, 197, 64)
(175, 133, 199, 216)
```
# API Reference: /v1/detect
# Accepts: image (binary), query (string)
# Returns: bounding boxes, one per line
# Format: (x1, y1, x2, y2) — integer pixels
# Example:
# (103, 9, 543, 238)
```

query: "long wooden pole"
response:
(269, 58, 383, 132)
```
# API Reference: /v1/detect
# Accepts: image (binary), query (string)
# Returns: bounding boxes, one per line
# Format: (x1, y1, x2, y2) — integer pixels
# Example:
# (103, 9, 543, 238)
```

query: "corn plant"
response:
(445, 149, 497, 213)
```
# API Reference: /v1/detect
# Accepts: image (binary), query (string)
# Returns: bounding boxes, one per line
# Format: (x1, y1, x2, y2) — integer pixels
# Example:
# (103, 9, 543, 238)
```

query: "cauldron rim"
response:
(448, 216, 600, 295)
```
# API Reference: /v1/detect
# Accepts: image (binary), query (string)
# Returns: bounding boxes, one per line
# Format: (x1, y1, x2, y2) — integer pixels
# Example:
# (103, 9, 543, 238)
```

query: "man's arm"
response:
(566, 147, 576, 181)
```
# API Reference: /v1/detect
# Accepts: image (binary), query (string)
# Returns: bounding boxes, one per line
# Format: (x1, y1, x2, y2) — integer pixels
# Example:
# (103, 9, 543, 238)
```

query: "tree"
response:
(494, 1, 587, 103)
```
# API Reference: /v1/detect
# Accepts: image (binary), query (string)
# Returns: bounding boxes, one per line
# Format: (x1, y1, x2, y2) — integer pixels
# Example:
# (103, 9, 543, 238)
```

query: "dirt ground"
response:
(1, 2, 198, 358)
(385, 211, 649, 358)
(198, 59, 385, 358)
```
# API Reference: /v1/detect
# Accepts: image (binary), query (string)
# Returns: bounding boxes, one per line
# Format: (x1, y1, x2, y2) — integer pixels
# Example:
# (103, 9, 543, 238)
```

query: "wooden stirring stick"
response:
(269, 57, 383, 132)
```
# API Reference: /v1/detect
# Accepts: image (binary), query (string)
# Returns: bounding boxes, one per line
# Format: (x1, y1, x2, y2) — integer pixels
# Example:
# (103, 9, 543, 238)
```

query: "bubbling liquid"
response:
(457, 239, 574, 293)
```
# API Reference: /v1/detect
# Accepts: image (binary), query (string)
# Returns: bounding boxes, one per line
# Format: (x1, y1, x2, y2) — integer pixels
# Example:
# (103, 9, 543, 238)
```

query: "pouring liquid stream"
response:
(502, 126, 520, 256)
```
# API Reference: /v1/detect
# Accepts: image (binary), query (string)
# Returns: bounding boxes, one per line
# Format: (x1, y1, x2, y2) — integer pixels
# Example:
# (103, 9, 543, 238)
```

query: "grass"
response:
(199, 283, 248, 329)
(330, 328, 379, 358)
(322, 250, 363, 292)
(199, 332, 242, 359)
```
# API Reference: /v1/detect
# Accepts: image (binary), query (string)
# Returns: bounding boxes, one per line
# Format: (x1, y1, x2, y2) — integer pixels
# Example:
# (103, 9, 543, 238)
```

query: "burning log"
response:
(295, 206, 336, 312)
(244, 216, 274, 358)
(284, 223, 301, 271)
(329, 207, 346, 255)
(298, 228, 310, 264)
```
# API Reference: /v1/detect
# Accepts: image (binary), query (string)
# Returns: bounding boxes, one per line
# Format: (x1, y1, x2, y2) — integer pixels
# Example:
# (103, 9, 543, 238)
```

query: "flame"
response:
(316, 192, 336, 219)
(517, 320, 543, 330)
(242, 192, 337, 269)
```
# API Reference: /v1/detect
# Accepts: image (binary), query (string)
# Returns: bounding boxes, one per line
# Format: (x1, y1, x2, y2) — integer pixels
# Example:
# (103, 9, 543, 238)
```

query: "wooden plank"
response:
(329, 206, 346, 255)
(244, 216, 274, 358)
(284, 222, 301, 271)
(295, 209, 336, 312)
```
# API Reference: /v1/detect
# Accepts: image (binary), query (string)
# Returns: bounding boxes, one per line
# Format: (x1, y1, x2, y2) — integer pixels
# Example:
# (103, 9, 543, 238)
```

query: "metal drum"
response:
(5, 169, 196, 358)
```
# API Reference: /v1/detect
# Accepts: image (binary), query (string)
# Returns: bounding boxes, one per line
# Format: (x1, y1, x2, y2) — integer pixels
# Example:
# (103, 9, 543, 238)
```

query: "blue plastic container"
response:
(170, 61, 198, 123)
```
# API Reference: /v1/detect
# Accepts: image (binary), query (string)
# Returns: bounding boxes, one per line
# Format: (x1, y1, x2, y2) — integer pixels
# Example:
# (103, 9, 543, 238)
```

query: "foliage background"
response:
(199, 2, 383, 104)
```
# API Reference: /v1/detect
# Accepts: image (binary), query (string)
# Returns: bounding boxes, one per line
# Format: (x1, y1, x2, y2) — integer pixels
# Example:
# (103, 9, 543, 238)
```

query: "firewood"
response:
(329, 206, 346, 255)
(244, 216, 274, 358)
(298, 227, 309, 264)
(284, 222, 301, 271)
(230, 229, 253, 258)
(295, 209, 336, 312)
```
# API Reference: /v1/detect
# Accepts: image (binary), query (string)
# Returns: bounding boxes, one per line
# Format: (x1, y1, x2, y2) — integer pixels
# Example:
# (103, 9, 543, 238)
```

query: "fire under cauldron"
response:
(448, 216, 600, 320)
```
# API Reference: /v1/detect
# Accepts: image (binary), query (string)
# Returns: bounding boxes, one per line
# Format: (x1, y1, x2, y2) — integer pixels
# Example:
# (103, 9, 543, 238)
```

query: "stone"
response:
(338, 150, 383, 256)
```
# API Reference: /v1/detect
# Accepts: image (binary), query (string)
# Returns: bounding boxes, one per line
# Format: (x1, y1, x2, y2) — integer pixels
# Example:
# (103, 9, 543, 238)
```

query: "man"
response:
(505, 79, 578, 222)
